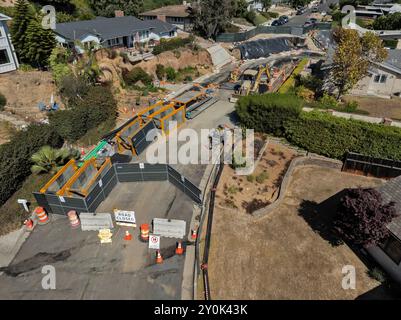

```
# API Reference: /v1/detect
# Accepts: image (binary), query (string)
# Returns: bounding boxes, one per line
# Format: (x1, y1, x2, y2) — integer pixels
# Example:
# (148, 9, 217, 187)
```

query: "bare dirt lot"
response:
(0, 70, 62, 122)
(207, 165, 387, 299)
(217, 141, 297, 214)
(344, 95, 401, 120)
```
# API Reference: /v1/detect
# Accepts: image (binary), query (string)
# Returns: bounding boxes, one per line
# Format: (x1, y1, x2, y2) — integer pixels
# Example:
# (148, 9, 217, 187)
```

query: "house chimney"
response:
(115, 10, 124, 17)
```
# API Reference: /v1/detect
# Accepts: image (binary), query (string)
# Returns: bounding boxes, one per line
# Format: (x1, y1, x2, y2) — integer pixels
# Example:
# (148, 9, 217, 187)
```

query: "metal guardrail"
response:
(195, 156, 224, 300)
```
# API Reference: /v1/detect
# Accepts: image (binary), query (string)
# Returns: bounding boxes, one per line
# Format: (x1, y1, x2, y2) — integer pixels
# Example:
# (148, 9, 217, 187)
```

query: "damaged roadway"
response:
(0, 89, 236, 300)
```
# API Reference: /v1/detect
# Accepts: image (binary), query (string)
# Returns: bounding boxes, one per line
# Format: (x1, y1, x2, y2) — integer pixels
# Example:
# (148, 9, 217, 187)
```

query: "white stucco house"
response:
(54, 15, 177, 52)
(0, 13, 19, 74)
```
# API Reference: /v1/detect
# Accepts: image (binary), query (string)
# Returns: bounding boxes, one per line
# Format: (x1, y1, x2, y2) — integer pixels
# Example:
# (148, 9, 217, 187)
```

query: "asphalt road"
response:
(0, 90, 237, 300)
(286, 0, 339, 27)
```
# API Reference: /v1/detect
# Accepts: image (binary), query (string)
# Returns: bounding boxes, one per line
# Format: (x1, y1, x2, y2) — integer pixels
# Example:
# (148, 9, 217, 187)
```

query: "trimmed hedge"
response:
(235, 93, 401, 160)
(285, 111, 401, 160)
(235, 93, 303, 136)
(0, 124, 63, 206)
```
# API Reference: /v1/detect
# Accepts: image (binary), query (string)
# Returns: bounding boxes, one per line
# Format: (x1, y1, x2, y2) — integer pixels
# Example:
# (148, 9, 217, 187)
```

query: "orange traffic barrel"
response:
(35, 207, 50, 225)
(140, 224, 150, 242)
(67, 210, 80, 229)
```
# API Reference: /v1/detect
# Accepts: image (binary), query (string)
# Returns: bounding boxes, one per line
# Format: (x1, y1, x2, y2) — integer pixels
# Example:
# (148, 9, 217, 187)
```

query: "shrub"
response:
(235, 93, 303, 136)
(0, 124, 63, 206)
(335, 188, 398, 246)
(152, 36, 194, 55)
(246, 175, 255, 182)
(318, 93, 338, 109)
(165, 66, 177, 81)
(0, 92, 6, 110)
(49, 85, 117, 142)
(155, 64, 165, 80)
(256, 171, 269, 184)
(123, 67, 152, 86)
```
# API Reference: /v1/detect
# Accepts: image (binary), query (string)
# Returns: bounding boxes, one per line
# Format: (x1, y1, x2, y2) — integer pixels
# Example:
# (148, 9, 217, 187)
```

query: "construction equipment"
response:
(230, 67, 240, 82)
(250, 64, 272, 94)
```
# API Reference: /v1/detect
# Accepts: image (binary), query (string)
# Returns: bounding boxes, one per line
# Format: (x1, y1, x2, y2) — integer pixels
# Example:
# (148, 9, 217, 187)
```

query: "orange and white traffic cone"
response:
(24, 219, 34, 231)
(191, 227, 198, 241)
(156, 250, 163, 264)
(124, 230, 132, 241)
(175, 241, 184, 255)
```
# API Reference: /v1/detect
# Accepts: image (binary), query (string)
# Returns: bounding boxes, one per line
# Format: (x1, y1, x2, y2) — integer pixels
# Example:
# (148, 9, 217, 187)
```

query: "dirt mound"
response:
(137, 49, 213, 76)
(0, 70, 62, 122)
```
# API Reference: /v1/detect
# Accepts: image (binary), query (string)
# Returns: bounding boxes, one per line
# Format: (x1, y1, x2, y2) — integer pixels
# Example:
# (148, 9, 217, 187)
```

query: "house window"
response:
(380, 234, 401, 265)
(374, 74, 387, 83)
(0, 49, 10, 65)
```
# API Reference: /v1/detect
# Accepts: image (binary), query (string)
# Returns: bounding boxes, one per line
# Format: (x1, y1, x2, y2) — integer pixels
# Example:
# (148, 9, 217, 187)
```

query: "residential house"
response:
(321, 48, 401, 98)
(139, 3, 194, 31)
(54, 14, 177, 51)
(366, 175, 401, 285)
(0, 13, 19, 74)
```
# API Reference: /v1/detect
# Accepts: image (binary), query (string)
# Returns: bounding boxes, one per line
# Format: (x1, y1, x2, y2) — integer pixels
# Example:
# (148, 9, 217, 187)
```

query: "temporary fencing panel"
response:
(40, 159, 78, 194)
(160, 106, 186, 135)
(131, 120, 158, 155)
(167, 166, 202, 204)
(34, 163, 202, 215)
(216, 23, 332, 42)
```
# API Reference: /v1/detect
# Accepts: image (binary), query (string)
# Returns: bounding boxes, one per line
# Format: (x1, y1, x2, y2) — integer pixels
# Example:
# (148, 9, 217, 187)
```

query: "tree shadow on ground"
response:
(298, 190, 348, 247)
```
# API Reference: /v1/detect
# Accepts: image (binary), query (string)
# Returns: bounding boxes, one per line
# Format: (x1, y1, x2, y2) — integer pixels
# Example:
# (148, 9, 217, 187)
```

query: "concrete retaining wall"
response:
(252, 155, 343, 218)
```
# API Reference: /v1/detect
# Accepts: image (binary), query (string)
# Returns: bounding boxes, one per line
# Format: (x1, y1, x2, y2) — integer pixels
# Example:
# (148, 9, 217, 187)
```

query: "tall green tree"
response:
(10, 0, 35, 63)
(260, 0, 272, 11)
(192, 0, 233, 39)
(328, 28, 387, 98)
(88, 0, 144, 17)
(25, 18, 57, 68)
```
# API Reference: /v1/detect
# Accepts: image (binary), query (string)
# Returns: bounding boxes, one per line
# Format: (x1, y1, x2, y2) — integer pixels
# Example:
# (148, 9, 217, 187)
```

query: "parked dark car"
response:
(312, 6, 319, 13)
(303, 21, 313, 27)
(279, 15, 289, 24)
(271, 19, 281, 26)
(309, 18, 318, 24)
(296, 7, 306, 15)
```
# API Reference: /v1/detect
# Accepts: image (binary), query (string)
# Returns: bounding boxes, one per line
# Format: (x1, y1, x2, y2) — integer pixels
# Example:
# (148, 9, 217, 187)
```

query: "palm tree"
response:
(31, 146, 79, 174)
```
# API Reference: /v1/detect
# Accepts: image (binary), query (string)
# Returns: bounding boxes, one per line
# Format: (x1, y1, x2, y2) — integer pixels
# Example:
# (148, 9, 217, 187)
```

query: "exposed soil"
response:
(216, 141, 297, 214)
(136, 48, 212, 78)
(207, 165, 388, 300)
(0, 70, 62, 122)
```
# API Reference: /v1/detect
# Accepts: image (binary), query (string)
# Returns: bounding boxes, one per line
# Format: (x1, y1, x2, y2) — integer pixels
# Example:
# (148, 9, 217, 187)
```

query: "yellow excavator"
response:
(250, 64, 272, 94)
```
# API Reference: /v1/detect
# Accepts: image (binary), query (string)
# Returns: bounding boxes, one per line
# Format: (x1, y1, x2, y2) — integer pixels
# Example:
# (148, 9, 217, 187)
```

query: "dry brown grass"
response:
(343, 95, 401, 120)
(207, 165, 386, 299)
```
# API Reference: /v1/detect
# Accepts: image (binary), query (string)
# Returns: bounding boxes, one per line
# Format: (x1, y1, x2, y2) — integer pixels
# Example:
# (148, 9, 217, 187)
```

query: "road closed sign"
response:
(149, 234, 160, 250)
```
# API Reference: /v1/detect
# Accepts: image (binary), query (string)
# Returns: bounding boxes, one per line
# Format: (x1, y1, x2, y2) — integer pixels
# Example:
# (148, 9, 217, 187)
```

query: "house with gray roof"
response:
(54, 15, 177, 51)
(0, 13, 19, 73)
(321, 47, 401, 98)
(366, 175, 401, 284)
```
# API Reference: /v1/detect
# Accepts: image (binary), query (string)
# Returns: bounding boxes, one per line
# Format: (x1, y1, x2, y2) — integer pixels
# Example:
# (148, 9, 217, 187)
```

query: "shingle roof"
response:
(139, 4, 191, 18)
(383, 49, 401, 71)
(55, 16, 175, 42)
(377, 175, 401, 240)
